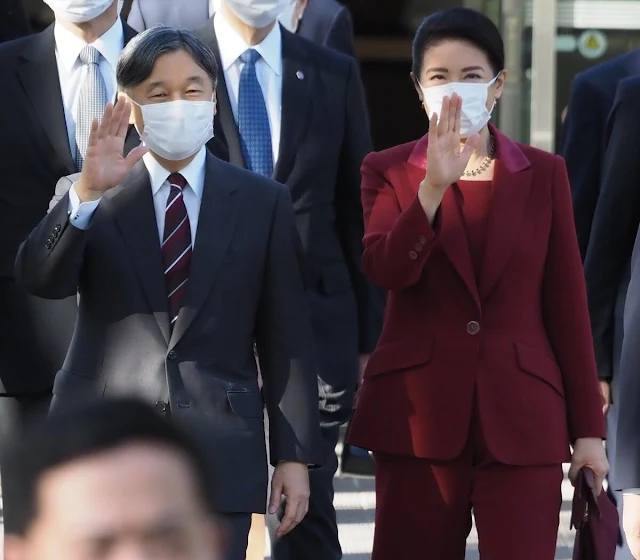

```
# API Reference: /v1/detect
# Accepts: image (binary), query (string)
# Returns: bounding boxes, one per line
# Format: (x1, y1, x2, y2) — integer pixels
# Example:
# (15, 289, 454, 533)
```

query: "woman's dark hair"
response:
(412, 8, 505, 78)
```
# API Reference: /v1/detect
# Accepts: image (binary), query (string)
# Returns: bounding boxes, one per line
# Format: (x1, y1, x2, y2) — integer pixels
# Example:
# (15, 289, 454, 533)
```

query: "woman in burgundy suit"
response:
(347, 8, 608, 559)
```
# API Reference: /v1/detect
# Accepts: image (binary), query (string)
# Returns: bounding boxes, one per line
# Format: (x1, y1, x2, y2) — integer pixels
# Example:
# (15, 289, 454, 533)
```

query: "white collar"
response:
(213, 11, 282, 76)
(53, 18, 124, 74)
(143, 147, 207, 199)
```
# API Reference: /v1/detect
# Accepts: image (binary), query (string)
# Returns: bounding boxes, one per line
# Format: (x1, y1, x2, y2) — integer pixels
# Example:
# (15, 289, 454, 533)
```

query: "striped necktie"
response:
(162, 173, 192, 328)
(75, 45, 108, 171)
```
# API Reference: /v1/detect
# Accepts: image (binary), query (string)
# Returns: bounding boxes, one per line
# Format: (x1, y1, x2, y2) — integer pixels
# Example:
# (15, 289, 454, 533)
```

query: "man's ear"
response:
(212, 89, 218, 117)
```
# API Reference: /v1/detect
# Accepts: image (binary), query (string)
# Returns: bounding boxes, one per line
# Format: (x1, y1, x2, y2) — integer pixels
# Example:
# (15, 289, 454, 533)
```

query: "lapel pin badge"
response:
(296, 70, 305, 80)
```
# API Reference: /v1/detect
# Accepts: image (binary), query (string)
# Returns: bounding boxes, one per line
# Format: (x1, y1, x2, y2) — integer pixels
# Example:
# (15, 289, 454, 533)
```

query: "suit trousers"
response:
(372, 408, 564, 560)
(219, 512, 252, 560)
(268, 424, 342, 560)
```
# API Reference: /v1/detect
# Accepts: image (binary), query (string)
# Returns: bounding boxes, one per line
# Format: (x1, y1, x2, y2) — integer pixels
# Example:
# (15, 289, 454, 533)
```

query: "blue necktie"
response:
(238, 49, 273, 177)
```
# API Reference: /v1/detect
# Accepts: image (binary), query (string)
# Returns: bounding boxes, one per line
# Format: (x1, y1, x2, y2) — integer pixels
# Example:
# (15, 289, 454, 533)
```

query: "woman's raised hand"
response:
(422, 93, 480, 193)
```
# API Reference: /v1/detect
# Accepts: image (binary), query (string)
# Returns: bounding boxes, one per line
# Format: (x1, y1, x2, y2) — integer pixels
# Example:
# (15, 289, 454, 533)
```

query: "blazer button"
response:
(466, 321, 480, 335)
(409, 250, 418, 260)
(414, 243, 423, 251)
(155, 401, 168, 414)
(45, 242, 52, 249)
(419, 236, 427, 244)
(167, 350, 177, 360)
(54, 224, 62, 233)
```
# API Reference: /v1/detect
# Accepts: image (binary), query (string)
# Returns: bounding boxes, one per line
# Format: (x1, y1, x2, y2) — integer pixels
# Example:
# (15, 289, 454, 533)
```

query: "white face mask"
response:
(134, 98, 216, 161)
(277, 1, 300, 33)
(44, 0, 114, 23)
(420, 74, 500, 137)
(223, 0, 290, 28)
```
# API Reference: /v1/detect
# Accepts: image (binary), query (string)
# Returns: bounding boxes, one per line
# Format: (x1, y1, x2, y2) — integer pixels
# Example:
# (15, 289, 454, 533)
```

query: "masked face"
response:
(134, 98, 216, 161)
(43, 0, 115, 23)
(420, 75, 499, 137)
(223, 0, 290, 29)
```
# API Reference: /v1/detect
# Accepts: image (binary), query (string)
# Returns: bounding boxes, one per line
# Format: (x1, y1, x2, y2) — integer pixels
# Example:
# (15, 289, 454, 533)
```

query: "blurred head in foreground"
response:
(2, 398, 222, 560)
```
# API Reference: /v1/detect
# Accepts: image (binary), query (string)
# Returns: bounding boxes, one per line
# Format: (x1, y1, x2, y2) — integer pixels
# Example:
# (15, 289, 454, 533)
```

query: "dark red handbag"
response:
(571, 467, 619, 560)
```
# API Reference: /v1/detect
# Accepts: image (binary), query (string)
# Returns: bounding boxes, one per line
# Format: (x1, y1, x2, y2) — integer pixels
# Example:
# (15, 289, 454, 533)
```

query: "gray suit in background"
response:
(127, 0, 210, 31)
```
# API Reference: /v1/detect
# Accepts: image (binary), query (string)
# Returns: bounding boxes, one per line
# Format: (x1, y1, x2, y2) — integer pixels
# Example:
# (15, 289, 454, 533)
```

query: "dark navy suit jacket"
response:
(297, 0, 355, 56)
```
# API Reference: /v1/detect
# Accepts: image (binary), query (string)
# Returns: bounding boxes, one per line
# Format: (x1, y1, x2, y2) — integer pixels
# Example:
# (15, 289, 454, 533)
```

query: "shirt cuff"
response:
(623, 489, 640, 494)
(68, 184, 101, 230)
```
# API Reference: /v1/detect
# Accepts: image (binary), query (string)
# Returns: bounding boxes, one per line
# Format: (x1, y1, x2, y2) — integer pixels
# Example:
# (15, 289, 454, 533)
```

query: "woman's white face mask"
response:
(420, 73, 501, 137)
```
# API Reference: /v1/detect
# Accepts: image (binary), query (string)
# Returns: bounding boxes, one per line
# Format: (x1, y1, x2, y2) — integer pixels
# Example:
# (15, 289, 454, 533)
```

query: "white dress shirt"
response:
(209, 0, 220, 18)
(213, 11, 282, 164)
(54, 18, 125, 155)
(68, 147, 207, 247)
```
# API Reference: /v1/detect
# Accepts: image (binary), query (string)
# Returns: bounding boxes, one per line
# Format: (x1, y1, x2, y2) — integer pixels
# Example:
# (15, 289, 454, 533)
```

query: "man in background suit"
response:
(16, 26, 321, 560)
(1, 0, 31, 43)
(128, 0, 355, 56)
(0, 0, 138, 430)
(195, 2, 383, 558)
(563, 51, 640, 560)
(583, 72, 640, 560)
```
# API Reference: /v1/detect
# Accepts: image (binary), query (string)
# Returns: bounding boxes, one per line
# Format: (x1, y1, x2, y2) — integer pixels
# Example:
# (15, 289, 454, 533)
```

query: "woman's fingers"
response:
(437, 95, 450, 138)
(428, 110, 438, 139)
(448, 93, 458, 137)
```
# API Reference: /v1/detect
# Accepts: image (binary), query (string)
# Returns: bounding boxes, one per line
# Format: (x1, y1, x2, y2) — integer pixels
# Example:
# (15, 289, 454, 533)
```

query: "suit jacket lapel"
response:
(105, 162, 171, 344)
(406, 136, 480, 308)
(170, 154, 240, 347)
(200, 25, 245, 166)
(272, 30, 314, 183)
(17, 26, 76, 176)
(479, 126, 532, 299)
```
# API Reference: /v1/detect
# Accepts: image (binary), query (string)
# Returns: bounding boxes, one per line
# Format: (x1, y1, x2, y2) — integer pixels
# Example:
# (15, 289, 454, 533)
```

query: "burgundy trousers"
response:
(372, 412, 564, 560)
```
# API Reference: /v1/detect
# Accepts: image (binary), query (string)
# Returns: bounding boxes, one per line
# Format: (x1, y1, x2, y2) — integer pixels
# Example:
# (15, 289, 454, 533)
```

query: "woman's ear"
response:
(410, 72, 424, 103)
(493, 69, 507, 101)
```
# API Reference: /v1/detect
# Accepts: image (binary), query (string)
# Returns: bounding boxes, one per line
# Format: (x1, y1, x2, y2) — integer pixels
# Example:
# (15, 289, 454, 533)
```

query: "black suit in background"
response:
(585, 75, 640, 495)
(0, 22, 139, 423)
(1, 0, 31, 43)
(195, 22, 383, 560)
(297, 0, 354, 56)
(561, 50, 640, 259)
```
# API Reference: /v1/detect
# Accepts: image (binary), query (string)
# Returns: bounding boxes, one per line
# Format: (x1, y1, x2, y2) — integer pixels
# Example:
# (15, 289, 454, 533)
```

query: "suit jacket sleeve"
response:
(255, 187, 322, 467)
(542, 155, 605, 440)
(585, 79, 640, 381)
(360, 152, 438, 291)
(560, 73, 606, 259)
(126, 0, 145, 31)
(336, 58, 384, 354)
(324, 6, 355, 57)
(15, 178, 87, 300)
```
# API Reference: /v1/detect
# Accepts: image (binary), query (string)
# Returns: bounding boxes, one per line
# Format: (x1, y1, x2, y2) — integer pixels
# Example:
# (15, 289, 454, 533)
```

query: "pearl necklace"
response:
(462, 136, 496, 178)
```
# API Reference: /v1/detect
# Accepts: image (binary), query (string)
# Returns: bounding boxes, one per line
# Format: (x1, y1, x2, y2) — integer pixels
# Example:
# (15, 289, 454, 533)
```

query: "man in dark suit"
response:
(15, 26, 321, 560)
(584, 72, 640, 560)
(561, 50, 640, 259)
(1, 0, 31, 43)
(195, 2, 382, 558)
(278, 0, 355, 56)
(564, 52, 640, 560)
(0, 0, 139, 430)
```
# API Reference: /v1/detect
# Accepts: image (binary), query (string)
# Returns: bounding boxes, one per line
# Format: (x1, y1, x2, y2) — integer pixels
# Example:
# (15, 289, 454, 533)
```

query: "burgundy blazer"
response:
(347, 125, 605, 465)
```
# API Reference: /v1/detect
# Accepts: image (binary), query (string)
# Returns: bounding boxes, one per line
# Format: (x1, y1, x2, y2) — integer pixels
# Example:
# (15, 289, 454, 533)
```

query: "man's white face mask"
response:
(223, 0, 290, 29)
(43, 0, 115, 23)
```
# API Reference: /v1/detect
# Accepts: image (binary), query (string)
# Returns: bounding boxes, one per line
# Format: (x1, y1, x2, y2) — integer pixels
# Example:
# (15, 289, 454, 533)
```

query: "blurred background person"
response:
(563, 48, 640, 560)
(195, 1, 383, 559)
(127, 0, 355, 56)
(0, 0, 138, 437)
(2, 398, 224, 560)
(347, 8, 608, 559)
(0, 0, 31, 43)
(583, 70, 640, 560)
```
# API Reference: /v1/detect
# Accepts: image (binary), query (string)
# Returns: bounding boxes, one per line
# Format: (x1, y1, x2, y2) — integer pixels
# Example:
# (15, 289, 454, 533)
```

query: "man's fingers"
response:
(275, 498, 300, 538)
(268, 480, 283, 515)
(108, 100, 124, 137)
(124, 145, 149, 169)
(86, 119, 100, 149)
(116, 100, 132, 139)
(97, 103, 114, 140)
